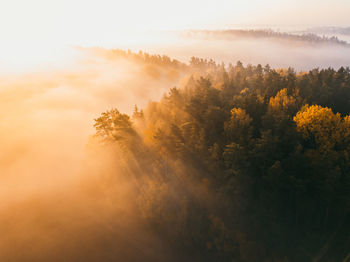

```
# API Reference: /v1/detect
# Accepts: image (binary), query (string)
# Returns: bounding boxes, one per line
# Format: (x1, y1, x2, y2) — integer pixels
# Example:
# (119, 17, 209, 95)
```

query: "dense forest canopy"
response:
(2, 0, 350, 260)
(91, 54, 350, 262)
(1, 47, 349, 262)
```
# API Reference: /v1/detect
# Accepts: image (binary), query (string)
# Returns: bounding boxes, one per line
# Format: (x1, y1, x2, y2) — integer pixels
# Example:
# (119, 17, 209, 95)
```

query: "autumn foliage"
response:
(93, 56, 350, 262)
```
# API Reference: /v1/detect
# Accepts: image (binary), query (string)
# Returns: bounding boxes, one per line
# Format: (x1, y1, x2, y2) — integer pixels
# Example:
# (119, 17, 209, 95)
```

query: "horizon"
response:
(1, 0, 350, 71)
(1, 1, 350, 261)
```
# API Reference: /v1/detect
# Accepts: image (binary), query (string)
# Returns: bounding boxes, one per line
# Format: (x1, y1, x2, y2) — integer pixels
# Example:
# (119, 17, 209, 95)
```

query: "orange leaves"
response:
(293, 105, 349, 153)
(268, 88, 296, 112)
(229, 108, 252, 128)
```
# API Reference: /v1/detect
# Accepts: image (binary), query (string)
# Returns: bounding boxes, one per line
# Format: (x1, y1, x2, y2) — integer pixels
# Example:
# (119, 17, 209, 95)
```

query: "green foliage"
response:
(93, 58, 350, 262)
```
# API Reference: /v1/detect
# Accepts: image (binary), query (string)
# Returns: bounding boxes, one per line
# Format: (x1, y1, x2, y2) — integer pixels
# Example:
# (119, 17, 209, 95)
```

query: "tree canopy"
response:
(92, 57, 350, 262)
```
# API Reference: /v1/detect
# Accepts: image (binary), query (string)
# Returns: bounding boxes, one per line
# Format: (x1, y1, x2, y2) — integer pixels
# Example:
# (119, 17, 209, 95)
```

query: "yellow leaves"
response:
(297, 71, 308, 77)
(224, 107, 253, 144)
(343, 115, 350, 133)
(342, 115, 350, 149)
(276, 68, 289, 75)
(240, 88, 249, 95)
(229, 107, 252, 127)
(293, 105, 349, 153)
(268, 88, 296, 112)
(224, 107, 253, 143)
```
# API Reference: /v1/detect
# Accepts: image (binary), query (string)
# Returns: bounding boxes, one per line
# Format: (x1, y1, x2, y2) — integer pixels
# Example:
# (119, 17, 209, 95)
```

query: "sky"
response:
(0, 0, 349, 70)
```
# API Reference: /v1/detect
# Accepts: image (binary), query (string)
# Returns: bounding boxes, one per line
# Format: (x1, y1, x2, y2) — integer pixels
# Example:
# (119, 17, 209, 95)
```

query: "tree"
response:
(293, 105, 343, 153)
(94, 109, 136, 143)
(224, 107, 253, 144)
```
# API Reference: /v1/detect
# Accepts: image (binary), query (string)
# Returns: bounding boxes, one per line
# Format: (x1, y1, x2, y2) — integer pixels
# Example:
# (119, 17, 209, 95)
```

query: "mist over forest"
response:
(0, 24, 350, 262)
(110, 28, 350, 71)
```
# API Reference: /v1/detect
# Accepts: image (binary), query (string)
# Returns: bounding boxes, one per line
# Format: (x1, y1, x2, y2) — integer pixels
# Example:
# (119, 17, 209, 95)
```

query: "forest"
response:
(305, 26, 350, 37)
(183, 29, 349, 47)
(90, 52, 350, 262)
(2, 0, 350, 261)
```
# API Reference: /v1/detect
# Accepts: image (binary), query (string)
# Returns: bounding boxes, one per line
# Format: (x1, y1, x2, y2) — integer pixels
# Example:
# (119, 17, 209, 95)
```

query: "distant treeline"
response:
(87, 47, 188, 69)
(92, 53, 350, 262)
(182, 29, 350, 46)
(305, 26, 350, 36)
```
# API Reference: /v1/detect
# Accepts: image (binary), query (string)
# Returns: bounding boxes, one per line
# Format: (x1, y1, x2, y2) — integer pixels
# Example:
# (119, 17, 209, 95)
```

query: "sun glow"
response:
(1, 0, 349, 70)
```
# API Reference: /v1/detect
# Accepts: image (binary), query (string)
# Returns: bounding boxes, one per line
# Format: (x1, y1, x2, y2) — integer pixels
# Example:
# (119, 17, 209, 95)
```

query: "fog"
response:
(1, 30, 350, 261)
(0, 48, 185, 262)
(122, 30, 350, 71)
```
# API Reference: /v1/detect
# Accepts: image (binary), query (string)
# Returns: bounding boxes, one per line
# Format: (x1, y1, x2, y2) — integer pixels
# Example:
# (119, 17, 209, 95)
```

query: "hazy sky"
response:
(0, 0, 349, 70)
(1, 0, 349, 42)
